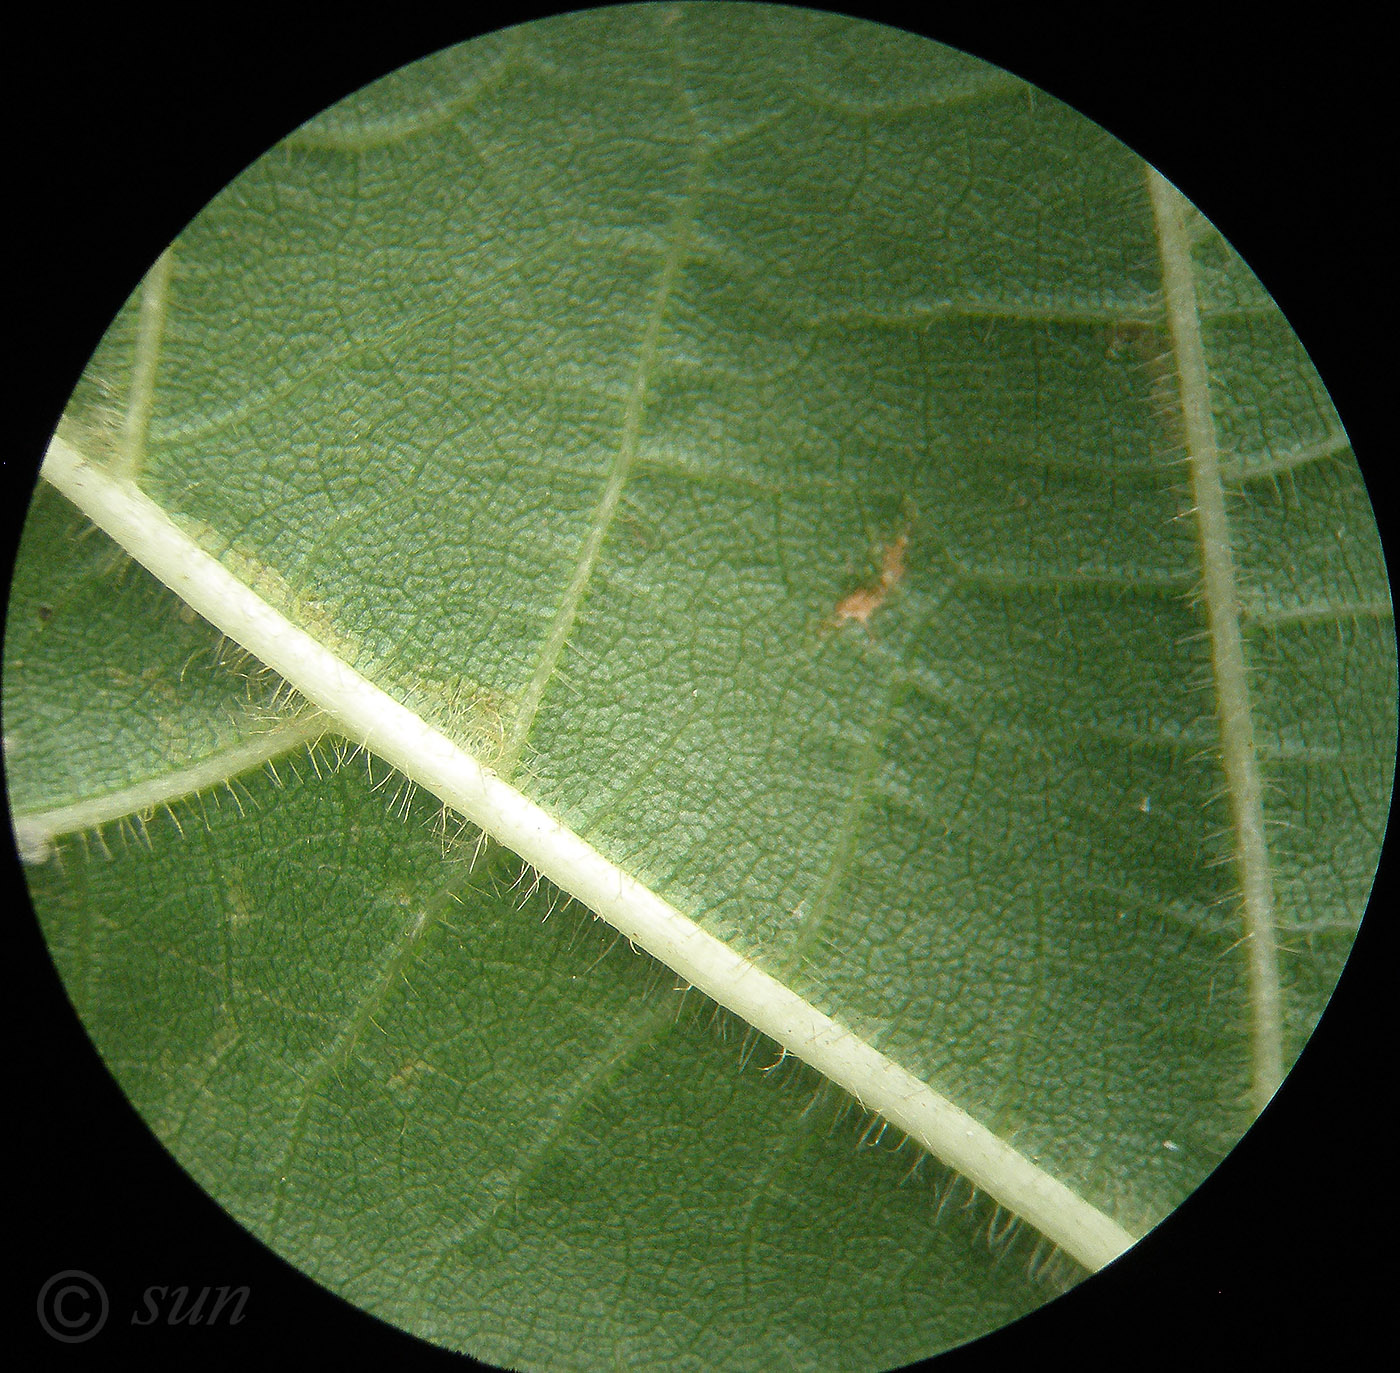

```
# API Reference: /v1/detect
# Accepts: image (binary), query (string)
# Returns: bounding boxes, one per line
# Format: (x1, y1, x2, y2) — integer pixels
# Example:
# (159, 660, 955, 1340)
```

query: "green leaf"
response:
(5, 5, 1394, 1369)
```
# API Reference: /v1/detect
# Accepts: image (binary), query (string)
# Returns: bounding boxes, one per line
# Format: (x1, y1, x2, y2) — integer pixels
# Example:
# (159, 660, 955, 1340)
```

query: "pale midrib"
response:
(499, 155, 702, 773)
(116, 246, 174, 481)
(38, 435, 1135, 1272)
(1147, 169, 1283, 1115)
(11, 713, 325, 863)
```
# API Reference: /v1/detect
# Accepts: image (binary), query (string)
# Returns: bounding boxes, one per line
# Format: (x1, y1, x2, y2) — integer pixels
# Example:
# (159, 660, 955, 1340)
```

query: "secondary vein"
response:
(117, 247, 175, 481)
(39, 434, 1136, 1272)
(1147, 168, 1283, 1115)
(499, 65, 704, 774)
(11, 713, 325, 863)
(782, 674, 906, 976)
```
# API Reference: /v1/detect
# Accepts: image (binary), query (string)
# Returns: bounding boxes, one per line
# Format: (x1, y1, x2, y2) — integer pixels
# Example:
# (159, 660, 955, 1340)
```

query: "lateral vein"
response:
(117, 247, 175, 481)
(499, 59, 704, 772)
(39, 434, 1136, 1272)
(1148, 169, 1283, 1114)
(11, 713, 325, 863)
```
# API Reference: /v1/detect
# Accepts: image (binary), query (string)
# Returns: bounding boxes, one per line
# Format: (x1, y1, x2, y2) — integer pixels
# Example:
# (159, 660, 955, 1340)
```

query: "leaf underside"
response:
(5, 5, 1394, 1370)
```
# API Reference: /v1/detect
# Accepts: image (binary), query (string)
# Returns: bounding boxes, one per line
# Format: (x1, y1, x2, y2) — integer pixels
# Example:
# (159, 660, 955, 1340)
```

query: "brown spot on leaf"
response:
(830, 530, 910, 630)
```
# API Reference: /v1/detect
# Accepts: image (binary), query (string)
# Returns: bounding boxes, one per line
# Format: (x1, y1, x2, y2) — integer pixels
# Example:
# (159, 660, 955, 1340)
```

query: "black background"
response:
(5, 5, 1391, 1369)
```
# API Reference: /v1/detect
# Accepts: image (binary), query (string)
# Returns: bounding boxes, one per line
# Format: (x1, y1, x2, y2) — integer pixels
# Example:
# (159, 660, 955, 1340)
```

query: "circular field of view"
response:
(6, 7, 1393, 1370)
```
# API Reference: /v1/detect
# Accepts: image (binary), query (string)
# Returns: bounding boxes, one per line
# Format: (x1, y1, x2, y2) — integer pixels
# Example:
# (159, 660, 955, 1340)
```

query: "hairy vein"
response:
(1222, 429, 1351, 485)
(10, 713, 324, 864)
(1148, 169, 1282, 1114)
(39, 435, 1135, 1271)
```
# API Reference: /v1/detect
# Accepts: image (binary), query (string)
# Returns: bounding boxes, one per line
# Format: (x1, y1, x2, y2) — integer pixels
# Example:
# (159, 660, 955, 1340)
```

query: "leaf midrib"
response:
(37, 434, 1136, 1272)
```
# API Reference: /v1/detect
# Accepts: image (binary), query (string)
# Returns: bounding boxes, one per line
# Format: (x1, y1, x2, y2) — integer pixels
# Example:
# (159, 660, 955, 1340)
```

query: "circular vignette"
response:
(6, 7, 1392, 1371)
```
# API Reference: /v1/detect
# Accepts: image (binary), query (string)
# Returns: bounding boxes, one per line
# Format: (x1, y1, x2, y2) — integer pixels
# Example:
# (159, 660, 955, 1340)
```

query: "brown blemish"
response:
(829, 528, 910, 630)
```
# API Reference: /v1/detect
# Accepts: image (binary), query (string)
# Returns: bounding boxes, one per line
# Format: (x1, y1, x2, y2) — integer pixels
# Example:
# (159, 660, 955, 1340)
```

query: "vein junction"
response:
(37, 434, 1135, 1272)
